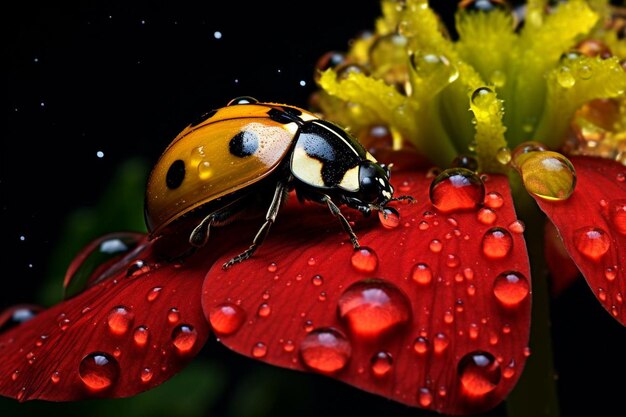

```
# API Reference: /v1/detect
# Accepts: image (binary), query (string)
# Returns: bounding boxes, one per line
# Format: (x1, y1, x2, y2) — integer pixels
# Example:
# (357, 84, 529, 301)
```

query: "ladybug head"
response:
(358, 160, 394, 205)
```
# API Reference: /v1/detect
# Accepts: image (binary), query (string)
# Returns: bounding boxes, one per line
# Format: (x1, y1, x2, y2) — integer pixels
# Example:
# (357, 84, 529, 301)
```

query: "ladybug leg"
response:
(189, 197, 245, 247)
(222, 181, 289, 269)
(323, 195, 360, 250)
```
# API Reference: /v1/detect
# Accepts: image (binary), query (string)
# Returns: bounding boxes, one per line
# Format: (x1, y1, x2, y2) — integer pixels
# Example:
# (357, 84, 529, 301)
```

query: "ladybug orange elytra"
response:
(145, 96, 412, 268)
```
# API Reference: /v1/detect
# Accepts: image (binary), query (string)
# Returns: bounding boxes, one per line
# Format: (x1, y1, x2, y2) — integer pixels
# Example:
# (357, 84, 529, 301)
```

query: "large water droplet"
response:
(378, 207, 400, 229)
(208, 303, 246, 335)
(493, 271, 530, 307)
(370, 351, 393, 377)
(106, 306, 134, 336)
(172, 324, 198, 354)
(351, 247, 378, 273)
(133, 326, 149, 347)
(79, 352, 119, 392)
(430, 168, 485, 213)
(573, 226, 611, 260)
(518, 151, 576, 201)
(337, 278, 411, 338)
(482, 227, 513, 259)
(457, 351, 501, 397)
(299, 327, 351, 374)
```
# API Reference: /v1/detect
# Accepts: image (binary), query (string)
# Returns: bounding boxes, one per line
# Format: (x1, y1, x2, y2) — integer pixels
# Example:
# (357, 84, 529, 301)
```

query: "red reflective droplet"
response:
(337, 278, 411, 339)
(378, 207, 400, 229)
(370, 351, 393, 377)
(411, 263, 432, 285)
(609, 200, 626, 235)
(430, 168, 485, 213)
(573, 226, 611, 260)
(133, 326, 149, 347)
(493, 271, 530, 307)
(252, 342, 268, 358)
(171, 324, 198, 354)
(299, 327, 351, 374)
(106, 306, 134, 336)
(351, 247, 378, 273)
(208, 303, 246, 335)
(481, 227, 513, 259)
(457, 351, 501, 397)
(79, 352, 119, 392)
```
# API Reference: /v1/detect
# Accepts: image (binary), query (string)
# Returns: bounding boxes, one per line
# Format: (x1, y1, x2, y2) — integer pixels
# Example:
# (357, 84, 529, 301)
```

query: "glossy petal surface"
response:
(202, 171, 531, 415)
(533, 156, 626, 325)
(0, 235, 211, 401)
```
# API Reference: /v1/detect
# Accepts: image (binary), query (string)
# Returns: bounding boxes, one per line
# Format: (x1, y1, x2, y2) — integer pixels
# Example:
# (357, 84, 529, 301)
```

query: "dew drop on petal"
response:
(605, 266, 617, 282)
(351, 247, 378, 273)
(50, 371, 60, 384)
(484, 191, 504, 208)
(167, 308, 180, 324)
(493, 271, 530, 307)
(608, 200, 626, 235)
(140, 367, 153, 383)
(299, 327, 351, 374)
(311, 275, 324, 286)
(411, 263, 432, 285)
(482, 227, 513, 259)
(257, 303, 271, 318)
(133, 326, 149, 347)
(171, 324, 198, 354)
(502, 359, 516, 379)
(429, 239, 443, 253)
(518, 151, 576, 201)
(413, 336, 429, 355)
(508, 220, 525, 234)
(378, 206, 400, 229)
(573, 226, 611, 260)
(267, 262, 278, 273)
(252, 342, 268, 358)
(146, 287, 162, 302)
(418, 387, 433, 407)
(79, 352, 119, 392)
(477, 208, 497, 224)
(434, 332, 449, 354)
(337, 278, 411, 338)
(208, 303, 246, 335)
(370, 351, 393, 377)
(458, 351, 501, 397)
(429, 168, 485, 213)
(106, 306, 134, 336)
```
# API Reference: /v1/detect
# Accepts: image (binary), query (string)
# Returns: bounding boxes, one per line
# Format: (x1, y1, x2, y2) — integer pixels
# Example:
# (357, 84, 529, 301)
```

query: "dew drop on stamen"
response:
(79, 352, 119, 392)
(457, 351, 501, 397)
(337, 278, 411, 339)
(172, 324, 197, 354)
(429, 168, 485, 213)
(351, 247, 378, 273)
(299, 327, 351, 374)
(208, 303, 246, 335)
(573, 226, 611, 260)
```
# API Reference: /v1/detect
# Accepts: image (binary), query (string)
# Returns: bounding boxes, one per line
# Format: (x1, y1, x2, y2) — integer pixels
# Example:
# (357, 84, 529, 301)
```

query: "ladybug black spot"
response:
(166, 159, 186, 189)
(229, 131, 259, 157)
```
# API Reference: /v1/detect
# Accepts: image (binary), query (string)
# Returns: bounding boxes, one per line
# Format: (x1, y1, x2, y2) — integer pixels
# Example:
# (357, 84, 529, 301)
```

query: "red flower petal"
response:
(532, 156, 626, 325)
(201, 170, 531, 415)
(543, 220, 581, 296)
(0, 235, 211, 401)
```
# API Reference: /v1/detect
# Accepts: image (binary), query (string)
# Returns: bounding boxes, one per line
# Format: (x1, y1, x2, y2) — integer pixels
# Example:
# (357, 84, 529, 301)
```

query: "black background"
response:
(3, 1, 625, 416)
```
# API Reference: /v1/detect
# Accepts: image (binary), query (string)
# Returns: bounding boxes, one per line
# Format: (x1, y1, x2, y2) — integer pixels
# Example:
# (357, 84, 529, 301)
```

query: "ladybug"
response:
(145, 96, 412, 268)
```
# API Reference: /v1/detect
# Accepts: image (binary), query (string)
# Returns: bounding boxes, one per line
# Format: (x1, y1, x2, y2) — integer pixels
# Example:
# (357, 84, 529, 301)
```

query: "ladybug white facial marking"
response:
(145, 97, 414, 268)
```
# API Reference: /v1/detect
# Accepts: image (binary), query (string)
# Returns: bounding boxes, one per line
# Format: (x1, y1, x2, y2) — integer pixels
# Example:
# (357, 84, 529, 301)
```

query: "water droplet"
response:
(410, 52, 459, 84)
(496, 147, 512, 165)
(484, 191, 504, 208)
(451, 154, 479, 171)
(429, 239, 443, 253)
(50, 371, 60, 384)
(418, 387, 433, 407)
(172, 324, 198, 354)
(508, 220, 525, 234)
(140, 367, 153, 383)
(378, 206, 400, 229)
(146, 287, 162, 302)
(79, 352, 119, 392)
(16, 387, 25, 401)
(370, 351, 393, 377)
(337, 278, 411, 338)
(299, 327, 351, 374)
(208, 303, 246, 335)
(471, 87, 500, 115)
(351, 247, 378, 273)
(251, 342, 267, 358)
(411, 263, 432, 285)
(434, 332, 449, 354)
(106, 306, 134, 336)
(557, 66, 576, 88)
(167, 308, 180, 324)
(458, 351, 501, 397)
(511, 141, 549, 169)
(609, 200, 626, 235)
(573, 226, 610, 260)
(126, 260, 150, 277)
(267, 262, 278, 273)
(197, 161, 213, 180)
(605, 266, 617, 281)
(477, 208, 497, 224)
(482, 227, 513, 259)
(311, 275, 324, 286)
(133, 326, 149, 347)
(308, 257, 317, 266)
(518, 151, 576, 201)
(413, 336, 429, 355)
(11, 370, 19, 381)
(446, 254, 460, 268)
(283, 339, 295, 352)
(430, 168, 485, 213)
(257, 303, 271, 318)
(493, 271, 530, 307)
